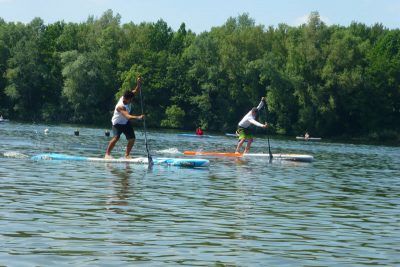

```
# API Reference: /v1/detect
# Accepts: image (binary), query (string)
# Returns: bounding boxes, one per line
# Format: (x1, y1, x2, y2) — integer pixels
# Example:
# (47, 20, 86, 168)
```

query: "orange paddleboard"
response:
(184, 151, 243, 157)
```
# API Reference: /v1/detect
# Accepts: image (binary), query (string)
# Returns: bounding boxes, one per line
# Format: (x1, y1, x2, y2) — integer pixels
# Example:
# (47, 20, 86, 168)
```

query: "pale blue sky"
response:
(0, 0, 399, 32)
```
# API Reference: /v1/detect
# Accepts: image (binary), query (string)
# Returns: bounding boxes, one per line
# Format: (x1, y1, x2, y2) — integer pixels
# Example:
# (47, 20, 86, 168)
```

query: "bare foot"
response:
(104, 154, 113, 159)
(125, 155, 132, 159)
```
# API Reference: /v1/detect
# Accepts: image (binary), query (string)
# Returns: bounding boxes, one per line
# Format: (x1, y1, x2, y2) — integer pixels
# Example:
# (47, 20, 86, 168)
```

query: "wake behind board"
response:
(177, 133, 216, 138)
(32, 153, 210, 168)
(296, 136, 321, 141)
(184, 151, 313, 162)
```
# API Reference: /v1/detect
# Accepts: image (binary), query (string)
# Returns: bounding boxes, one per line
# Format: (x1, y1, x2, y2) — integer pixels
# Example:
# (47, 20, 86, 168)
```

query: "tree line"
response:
(0, 10, 399, 141)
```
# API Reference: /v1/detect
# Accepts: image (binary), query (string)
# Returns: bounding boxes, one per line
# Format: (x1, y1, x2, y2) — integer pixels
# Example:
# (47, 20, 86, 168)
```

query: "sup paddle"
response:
(138, 76, 153, 167)
(263, 99, 273, 163)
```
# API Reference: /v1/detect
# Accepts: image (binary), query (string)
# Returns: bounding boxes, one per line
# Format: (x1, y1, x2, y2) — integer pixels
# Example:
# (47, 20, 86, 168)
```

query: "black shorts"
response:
(112, 121, 136, 140)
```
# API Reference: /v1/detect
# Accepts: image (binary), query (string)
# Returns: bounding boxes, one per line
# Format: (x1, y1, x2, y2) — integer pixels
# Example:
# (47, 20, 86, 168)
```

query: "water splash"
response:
(3, 151, 29, 159)
(156, 147, 181, 154)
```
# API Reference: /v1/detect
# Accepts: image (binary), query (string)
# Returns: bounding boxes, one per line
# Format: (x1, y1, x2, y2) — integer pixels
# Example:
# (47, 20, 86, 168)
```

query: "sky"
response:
(0, 0, 399, 33)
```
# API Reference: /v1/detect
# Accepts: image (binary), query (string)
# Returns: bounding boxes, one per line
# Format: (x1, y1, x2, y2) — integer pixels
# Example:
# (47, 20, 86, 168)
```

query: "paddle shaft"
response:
(138, 82, 153, 166)
(263, 100, 273, 162)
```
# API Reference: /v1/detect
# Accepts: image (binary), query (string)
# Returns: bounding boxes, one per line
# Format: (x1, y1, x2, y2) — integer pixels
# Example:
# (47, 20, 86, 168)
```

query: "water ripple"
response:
(0, 122, 399, 265)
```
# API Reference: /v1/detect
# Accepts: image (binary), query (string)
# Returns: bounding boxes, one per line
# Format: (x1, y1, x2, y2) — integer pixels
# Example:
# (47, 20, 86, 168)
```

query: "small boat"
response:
(0, 118, 9, 123)
(184, 151, 313, 162)
(296, 136, 322, 141)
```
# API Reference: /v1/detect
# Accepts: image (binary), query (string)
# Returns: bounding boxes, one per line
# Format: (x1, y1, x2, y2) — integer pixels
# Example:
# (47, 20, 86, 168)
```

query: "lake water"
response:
(1, 122, 399, 266)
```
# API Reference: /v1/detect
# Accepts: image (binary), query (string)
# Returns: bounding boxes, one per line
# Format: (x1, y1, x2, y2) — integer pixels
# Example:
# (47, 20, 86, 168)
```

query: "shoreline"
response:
(4, 120, 400, 147)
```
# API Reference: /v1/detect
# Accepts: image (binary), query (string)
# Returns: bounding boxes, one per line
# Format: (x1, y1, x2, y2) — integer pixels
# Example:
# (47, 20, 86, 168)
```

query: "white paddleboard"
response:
(32, 153, 210, 168)
(184, 151, 314, 162)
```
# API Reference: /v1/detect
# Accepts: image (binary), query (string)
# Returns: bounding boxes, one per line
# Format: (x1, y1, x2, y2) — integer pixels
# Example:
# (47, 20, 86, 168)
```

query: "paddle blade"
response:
(148, 155, 154, 167)
(267, 136, 273, 163)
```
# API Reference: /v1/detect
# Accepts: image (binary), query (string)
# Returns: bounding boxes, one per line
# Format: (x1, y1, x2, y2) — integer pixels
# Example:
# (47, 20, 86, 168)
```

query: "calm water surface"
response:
(1, 122, 399, 266)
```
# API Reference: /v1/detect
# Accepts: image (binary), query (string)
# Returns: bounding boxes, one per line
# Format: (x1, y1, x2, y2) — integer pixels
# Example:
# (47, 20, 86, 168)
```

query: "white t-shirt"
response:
(238, 100, 265, 128)
(111, 97, 131, 125)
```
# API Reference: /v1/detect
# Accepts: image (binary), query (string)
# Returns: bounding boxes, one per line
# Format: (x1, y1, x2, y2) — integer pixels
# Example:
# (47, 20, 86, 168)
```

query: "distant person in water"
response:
(105, 76, 144, 159)
(235, 97, 268, 154)
(304, 132, 310, 141)
(196, 127, 203, 136)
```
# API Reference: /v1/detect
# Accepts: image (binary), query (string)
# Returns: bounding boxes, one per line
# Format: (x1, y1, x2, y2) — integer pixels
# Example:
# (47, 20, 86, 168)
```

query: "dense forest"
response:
(0, 10, 399, 141)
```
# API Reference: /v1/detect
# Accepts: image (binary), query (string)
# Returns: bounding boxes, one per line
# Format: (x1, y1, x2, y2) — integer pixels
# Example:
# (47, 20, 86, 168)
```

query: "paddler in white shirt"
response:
(105, 77, 144, 159)
(235, 97, 268, 154)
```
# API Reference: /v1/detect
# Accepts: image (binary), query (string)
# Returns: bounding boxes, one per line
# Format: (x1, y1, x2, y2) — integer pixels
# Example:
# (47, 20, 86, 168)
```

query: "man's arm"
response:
(132, 76, 142, 95)
(254, 97, 268, 128)
(256, 97, 265, 111)
(249, 118, 267, 128)
(117, 106, 144, 120)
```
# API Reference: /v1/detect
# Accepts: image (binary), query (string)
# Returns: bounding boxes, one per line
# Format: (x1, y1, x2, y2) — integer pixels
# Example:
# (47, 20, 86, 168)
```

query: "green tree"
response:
(61, 50, 115, 123)
(161, 105, 185, 128)
(0, 12, 398, 140)
(4, 18, 56, 121)
(367, 30, 400, 134)
(321, 29, 368, 135)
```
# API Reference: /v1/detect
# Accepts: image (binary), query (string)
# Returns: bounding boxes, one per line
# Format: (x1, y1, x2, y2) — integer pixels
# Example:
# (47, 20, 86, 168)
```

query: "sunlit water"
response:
(1, 122, 399, 266)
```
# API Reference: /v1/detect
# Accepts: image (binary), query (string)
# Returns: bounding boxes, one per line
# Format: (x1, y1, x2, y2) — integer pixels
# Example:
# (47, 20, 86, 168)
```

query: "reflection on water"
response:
(106, 163, 133, 209)
(0, 122, 399, 265)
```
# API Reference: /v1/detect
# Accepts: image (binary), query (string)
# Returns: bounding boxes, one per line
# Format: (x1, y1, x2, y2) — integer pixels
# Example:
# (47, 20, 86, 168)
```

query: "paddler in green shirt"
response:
(235, 97, 268, 154)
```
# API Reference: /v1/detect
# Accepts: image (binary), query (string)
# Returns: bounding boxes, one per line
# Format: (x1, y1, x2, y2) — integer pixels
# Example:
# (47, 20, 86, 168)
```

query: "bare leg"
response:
(105, 136, 120, 157)
(125, 138, 135, 158)
(235, 139, 246, 153)
(244, 139, 253, 153)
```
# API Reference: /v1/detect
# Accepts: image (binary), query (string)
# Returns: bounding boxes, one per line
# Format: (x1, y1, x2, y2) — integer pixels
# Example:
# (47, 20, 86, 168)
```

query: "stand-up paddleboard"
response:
(32, 153, 210, 168)
(177, 133, 216, 138)
(296, 136, 322, 141)
(184, 151, 313, 162)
